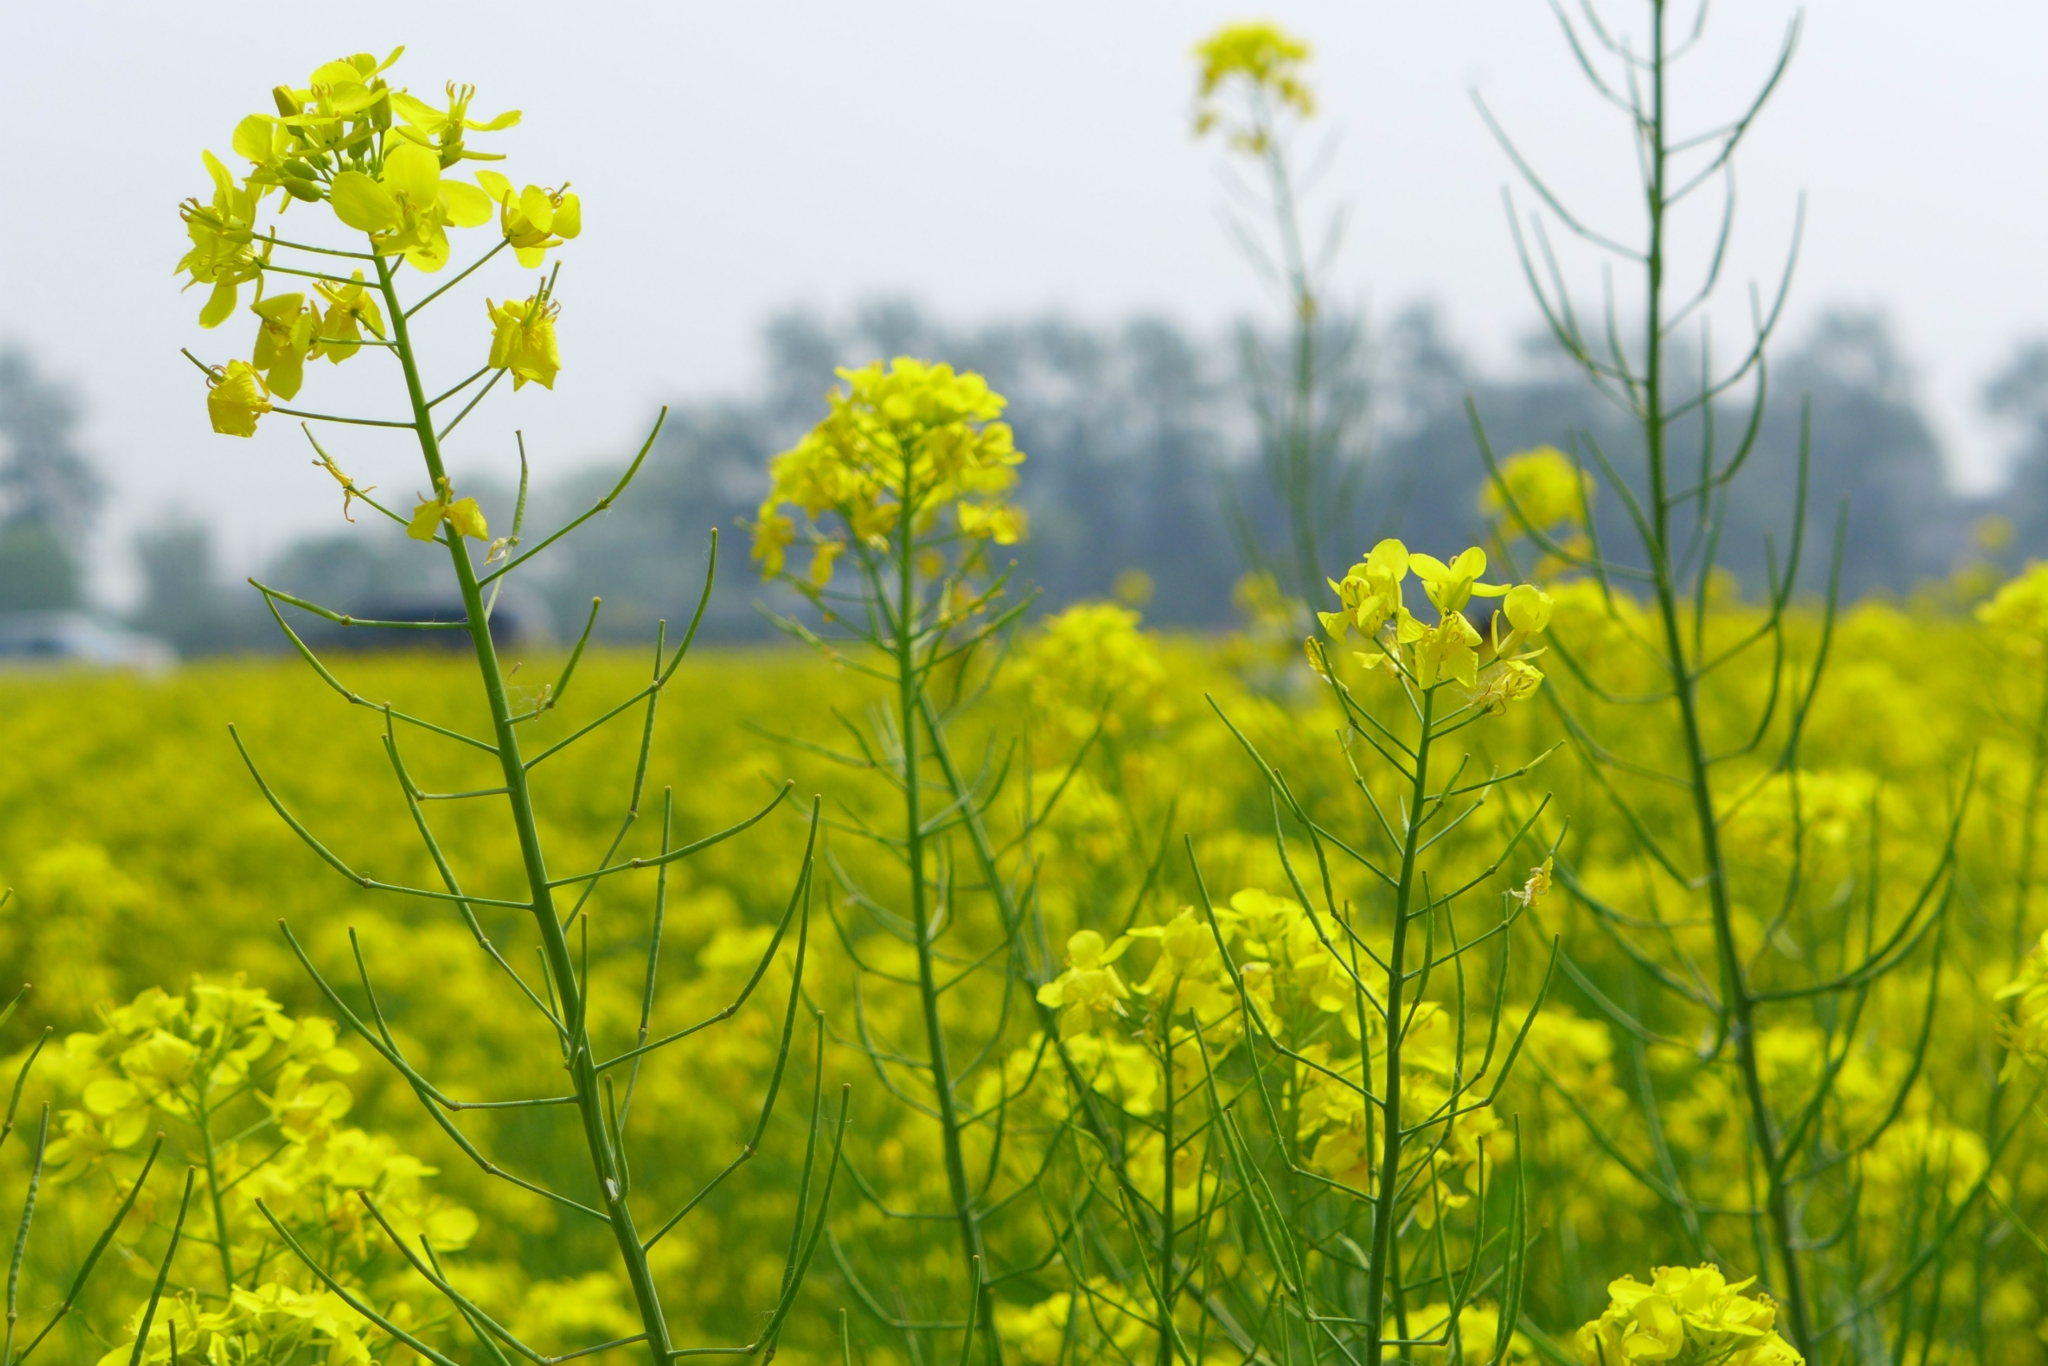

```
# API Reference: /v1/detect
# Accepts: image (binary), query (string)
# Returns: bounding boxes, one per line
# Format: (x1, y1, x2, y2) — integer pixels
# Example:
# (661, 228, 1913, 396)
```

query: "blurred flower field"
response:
(3, 578, 2045, 1362)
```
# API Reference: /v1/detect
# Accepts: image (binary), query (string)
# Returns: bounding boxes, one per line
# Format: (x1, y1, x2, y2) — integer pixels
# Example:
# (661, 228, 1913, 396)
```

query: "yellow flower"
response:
(249, 291, 319, 400)
(328, 142, 493, 272)
(751, 510, 796, 576)
(1409, 546, 1509, 616)
(755, 358, 1026, 578)
(1036, 930, 1133, 1039)
(1192, 22, 1316, 151)
(1575, 1264, 1802, 1366)
(476, 171, 583, 267)
(1503, 583, 1553, 635)
(1472, 657, 1545, 713)
(1513, 858, 1553, 908)
(391, 81, 521, 167)
(806, 538, 845, 589)
(311, 272, 385, 363)
(1978, 562, 2048, 639)
(1405, 608, 1483, 690)
(1483, 445, 1592, 530)
(486, 292, 562, 389)
(408, 480, 489, 542)
(207, 359, 273, 437)
(177, 151, 267, 327)
(1320, 538, 1410, 641)
(957, 501, 1028, 545)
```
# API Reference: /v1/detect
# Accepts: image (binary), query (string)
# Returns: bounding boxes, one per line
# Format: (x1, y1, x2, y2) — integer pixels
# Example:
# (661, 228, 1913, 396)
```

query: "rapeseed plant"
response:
(1193, 21, 1368, 638)
(165, 46, 841, 1366)
(1476, 3, 1975, 1358)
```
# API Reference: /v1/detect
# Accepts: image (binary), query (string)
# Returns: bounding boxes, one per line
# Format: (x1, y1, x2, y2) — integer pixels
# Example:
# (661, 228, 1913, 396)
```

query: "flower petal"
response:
(329, 172, 400, 233)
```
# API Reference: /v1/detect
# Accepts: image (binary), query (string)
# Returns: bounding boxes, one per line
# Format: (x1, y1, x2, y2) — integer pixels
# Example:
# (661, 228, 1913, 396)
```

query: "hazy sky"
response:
(3, 1, 2044, 602)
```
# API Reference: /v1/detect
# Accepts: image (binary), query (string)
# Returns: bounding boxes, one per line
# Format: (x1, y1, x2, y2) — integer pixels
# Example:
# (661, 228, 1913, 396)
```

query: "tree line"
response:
(2, 299, 2043, 654)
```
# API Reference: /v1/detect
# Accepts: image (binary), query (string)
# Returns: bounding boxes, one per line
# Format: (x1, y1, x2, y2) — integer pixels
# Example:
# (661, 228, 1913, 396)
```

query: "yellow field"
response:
(1, 581, 2041, 1363)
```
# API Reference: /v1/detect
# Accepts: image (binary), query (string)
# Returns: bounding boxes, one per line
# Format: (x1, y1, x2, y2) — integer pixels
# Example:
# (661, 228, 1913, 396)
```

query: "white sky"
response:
(3, 1, 2044, 604)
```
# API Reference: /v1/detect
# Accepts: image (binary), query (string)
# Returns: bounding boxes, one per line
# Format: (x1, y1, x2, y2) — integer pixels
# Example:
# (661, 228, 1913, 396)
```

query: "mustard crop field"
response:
(3, 10, 2042, 1366)
(5, 585, 2046, 1364)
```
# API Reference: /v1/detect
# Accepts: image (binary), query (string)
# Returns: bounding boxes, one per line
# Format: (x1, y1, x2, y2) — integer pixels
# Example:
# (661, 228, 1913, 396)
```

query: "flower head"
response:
(1036, 931, 1133, 1039)
(476, 172, 582, 267)
(1484, 445, 1592, 531)
(1320, 538, 1410, 642)
(486, 290, 562, 389)
(1192, 22, 1316, 151)
(754, 358, 1026, 580)
(1574, 1264, 1802, 1366)
(1408, 547, 1509, 616)
(407, 478, 489, 542)
(329, 142, 493, 272)
(207, 359, 273, 437)
(311, 272, 385, 363)
(249, 292, 319, 400)
(391, 81, 521, 168)
(177, 152, 268, 327)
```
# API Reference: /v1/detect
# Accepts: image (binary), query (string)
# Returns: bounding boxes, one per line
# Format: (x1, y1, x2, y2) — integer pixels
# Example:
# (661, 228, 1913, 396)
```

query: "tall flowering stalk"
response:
(176, 48, 840, 1366)
(1031, 540, 1559, 1364)
(1477, 4, 1971, 1356)
(1202, 541, 1556, 1366)
(755, 358, 1058, 1360)
(1193, 22, 1369, 638)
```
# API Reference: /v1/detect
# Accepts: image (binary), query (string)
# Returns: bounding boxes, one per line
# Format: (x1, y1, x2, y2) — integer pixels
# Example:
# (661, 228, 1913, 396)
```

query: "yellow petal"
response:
(198, 280, 239, 329)
(550, 193, 581, 238)
(232, 114, 278, 165)
(388, 91, 441, 127)
(447, 498, 489, 541)
(518, 185, 555, 234)
(1407, 553, 1450, 581)
(407, 500, 446, 541)
(439, 180, 493, 228)
(329, 172, 400, 233)
(380, 143, 441, 206)
(474, 169, 514, 204)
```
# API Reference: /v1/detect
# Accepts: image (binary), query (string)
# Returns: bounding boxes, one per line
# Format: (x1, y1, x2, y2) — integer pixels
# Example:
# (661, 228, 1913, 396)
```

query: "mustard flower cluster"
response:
(1192, 21, 1317, 151)
(1484, 444, 1593, 532)
(42, 978, 477, 1365)
(752, 358, 1027, 588)
(177, 49, 578, 438)
(106, 1285, 384, 1366)
(1317, 539, 1552, 703)
(1976, 560, 2048, 645)
(1574, 1265, 1802, 1365)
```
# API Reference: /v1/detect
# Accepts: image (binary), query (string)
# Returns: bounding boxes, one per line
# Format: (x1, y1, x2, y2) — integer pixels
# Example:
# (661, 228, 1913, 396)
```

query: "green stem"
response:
(1158, 1020, 1177, 1366)
(1261, 135, 1323, 637)
(895, 502, 993, 1362)
(1364, 685, 1434, 1366)
(1635, 6, 1811, 1351)
(373, 253, 673, 1366)
(195, 1087, 236, 1294)
(2009, 671, 2048, 962)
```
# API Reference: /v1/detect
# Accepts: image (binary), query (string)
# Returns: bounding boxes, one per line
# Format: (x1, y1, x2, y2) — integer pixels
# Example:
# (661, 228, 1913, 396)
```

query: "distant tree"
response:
(0, 348, 100, 610)
(1991, 339, 2048, 554)
(1735, 309, 1954, 593)
(130, 519, 270, 655)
